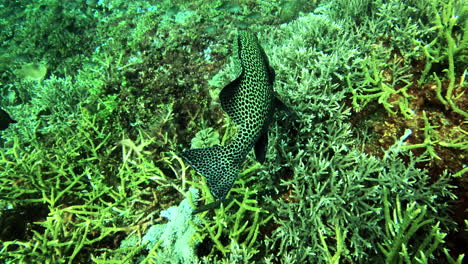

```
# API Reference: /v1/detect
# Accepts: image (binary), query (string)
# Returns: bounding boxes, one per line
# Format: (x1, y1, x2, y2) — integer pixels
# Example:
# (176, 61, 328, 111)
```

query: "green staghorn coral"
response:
(0, 0, 465, 263)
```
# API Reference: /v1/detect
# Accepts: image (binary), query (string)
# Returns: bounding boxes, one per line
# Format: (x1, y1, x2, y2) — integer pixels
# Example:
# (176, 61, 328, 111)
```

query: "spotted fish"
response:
(179, 30, 288, 199)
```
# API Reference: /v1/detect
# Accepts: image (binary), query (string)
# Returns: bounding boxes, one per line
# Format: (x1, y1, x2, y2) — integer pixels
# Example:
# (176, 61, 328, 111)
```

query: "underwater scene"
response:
(0, 0, 466, 263)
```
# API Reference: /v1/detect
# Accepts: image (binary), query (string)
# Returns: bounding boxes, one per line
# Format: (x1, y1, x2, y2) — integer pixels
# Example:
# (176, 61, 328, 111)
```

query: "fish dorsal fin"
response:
(254, 131, 268, 164)
(219, 31, 247, 126)
(274, 96, 290, 114)
(219, 75, 244, 126)
(267, 65, 275, 85)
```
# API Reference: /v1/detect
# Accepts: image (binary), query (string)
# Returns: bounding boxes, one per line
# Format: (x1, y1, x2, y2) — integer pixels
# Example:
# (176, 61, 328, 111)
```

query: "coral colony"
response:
(0, 0, 465, 263)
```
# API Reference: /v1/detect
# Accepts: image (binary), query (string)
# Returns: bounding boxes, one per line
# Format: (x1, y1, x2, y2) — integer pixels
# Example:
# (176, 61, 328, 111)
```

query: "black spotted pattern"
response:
(179, 30, 276, 199)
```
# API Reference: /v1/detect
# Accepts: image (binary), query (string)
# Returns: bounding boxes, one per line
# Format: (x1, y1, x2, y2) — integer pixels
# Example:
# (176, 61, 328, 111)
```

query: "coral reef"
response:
(0, 0, 466, 263)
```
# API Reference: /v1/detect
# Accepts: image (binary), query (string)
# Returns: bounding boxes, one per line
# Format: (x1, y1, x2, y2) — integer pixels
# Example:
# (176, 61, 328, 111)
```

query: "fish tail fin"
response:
(179, 145, 239, 199)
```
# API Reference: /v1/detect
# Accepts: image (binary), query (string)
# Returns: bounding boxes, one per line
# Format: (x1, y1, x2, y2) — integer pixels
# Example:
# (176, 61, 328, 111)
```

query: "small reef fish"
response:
(180, 30, 289, 199)
(0, 109, 17, 131)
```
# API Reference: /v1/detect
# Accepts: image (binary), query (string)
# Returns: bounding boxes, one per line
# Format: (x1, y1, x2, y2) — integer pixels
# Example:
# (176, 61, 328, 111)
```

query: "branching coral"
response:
(418, 0, 467, 117)
(0, 0, 465, 263)
(350, 53, 415, 118)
